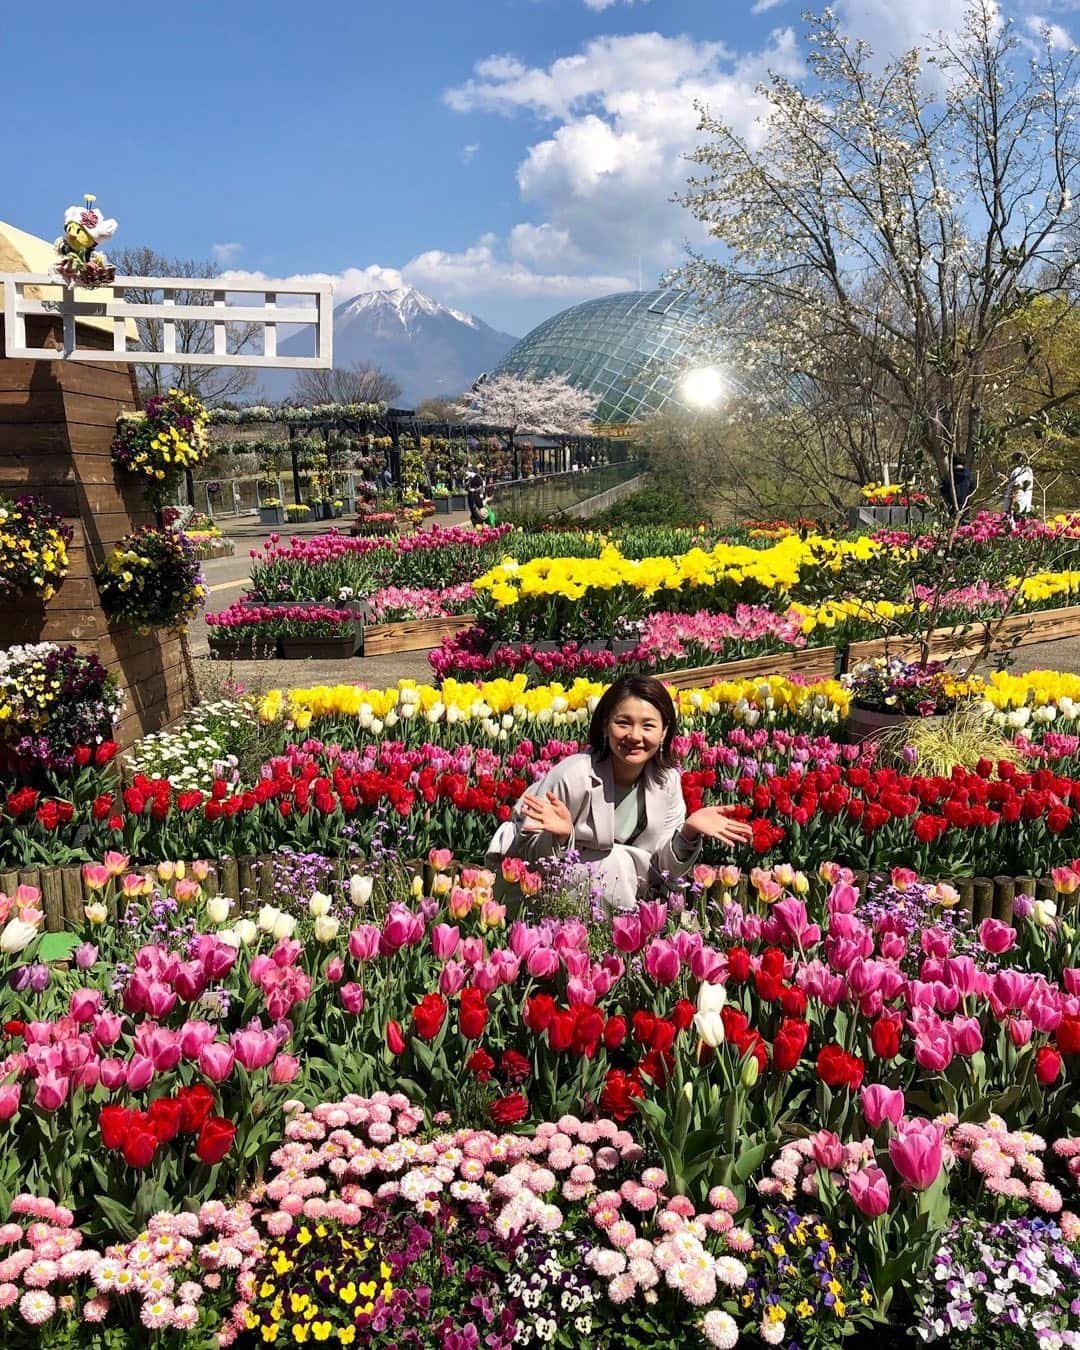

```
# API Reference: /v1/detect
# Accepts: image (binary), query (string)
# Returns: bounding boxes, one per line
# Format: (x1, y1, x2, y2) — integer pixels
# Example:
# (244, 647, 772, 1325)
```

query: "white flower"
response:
(308, 892, 332, 918)
(272, 913, 297, 941)
(314, 915, 340, 943)
(0, 918, 38, 953)
(350, 875, 373, 906)
(233, 918, 258, 945)
(206, 896, 232, 926)
(257, 905, 282, 933)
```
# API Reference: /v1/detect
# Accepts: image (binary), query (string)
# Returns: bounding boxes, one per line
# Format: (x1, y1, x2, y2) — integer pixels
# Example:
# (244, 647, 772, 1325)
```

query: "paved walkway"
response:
(193, 513, 1080, 698)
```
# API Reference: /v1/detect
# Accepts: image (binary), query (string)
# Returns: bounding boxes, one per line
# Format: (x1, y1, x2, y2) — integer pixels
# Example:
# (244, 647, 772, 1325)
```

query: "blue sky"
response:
(4, 0, 1077, 335)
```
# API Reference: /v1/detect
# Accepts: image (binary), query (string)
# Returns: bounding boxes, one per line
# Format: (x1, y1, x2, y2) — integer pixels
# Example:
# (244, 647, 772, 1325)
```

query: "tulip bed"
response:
(7, 508, 1080, 1346)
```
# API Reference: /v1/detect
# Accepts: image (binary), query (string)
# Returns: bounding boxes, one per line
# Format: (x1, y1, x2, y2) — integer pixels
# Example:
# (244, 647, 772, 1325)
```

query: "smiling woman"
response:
(485, 673, 752, 911)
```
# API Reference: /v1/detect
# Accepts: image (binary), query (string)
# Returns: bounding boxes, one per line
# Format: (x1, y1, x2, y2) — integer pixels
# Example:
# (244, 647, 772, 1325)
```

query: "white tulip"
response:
(350, 875, 374, 906)
(0, 918, 38, 954)
(693, 1009, 725, 1048)
(1032, 899, 1058, 929)
(206, 896, 232, 925)
(272, 913, 297, 942)
(446, 706, 460, 724)
(84, 903, 107, 926)
(370, 717, 384, 734)
(216, 927, 243, 949)
(234, 918, 258, 945)
(308, 892, 332, 918)
(314, 914, 340, 943)
(258, 904, 282, 933)
(696, 981, 727, 1015)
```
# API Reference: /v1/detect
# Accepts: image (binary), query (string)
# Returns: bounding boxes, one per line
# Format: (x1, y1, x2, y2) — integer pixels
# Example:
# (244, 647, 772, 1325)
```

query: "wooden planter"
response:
(360, 613, 478, 656)
(658, 646, 839, 692)
(844, 704, 943, 744)
(279, 636, 355, 660)
(207, 634, 277, 661)
(843, 604, 1080, 670)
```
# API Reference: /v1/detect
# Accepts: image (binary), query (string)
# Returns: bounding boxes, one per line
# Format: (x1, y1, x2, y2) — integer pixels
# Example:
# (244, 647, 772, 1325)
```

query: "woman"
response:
(485, 674, 752, 911)
(466, 471, 488, 527)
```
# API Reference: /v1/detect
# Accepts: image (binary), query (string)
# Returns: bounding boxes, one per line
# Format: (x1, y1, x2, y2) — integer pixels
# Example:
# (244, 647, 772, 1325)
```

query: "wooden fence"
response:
(8, 852, 1074, 934)
(658, 646, 839, 691)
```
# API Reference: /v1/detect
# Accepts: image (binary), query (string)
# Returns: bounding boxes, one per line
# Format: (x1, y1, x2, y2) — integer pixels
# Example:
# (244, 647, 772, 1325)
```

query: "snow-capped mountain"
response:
(255, 286, 518, 407)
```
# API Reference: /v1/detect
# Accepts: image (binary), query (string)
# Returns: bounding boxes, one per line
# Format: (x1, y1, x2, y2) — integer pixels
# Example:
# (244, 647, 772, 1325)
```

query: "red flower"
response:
(548, 1010, 575, 1053)
(523, 994, 556, 1034)
(489, 1092, 529, 1126)
(671, 999, 695, 1032)
(871, 1012, 903, 1060)
(726, 947, 751, 982)
(631, 1010, 658, 1046)
(467, 1048, 495, 1082)
(754, 969, 784, 1003)
(1057, 1015, 1080, 1057)
(177, 1084, 215, 1134)
(122, 1127, 159, 1169)
(779, 986, 807, 1018)
(99, 1104, 131, 1150)
(599, 1068, 644, 1121)
(412, 993, 448, 1041)
(195, 1116, 237, 1165)
(817, 1044, 864, 1092)
(772, 1018, 809, 1072)
(1035, 1046, 1062, 1086)
(500, 1049, 531, 1084)
(94, 740, 119, 767)
(571, 1006, 606, 1058)
(73, 746, 92, 768)
(148, 1096, 183, 1143)
(386, 1020, 407, 1056)
(1047, 806, 1072, 833)
(3, 1020, 25, 1039)
(603, 1015, 627, 1051)
(458, 988, 488, 1040)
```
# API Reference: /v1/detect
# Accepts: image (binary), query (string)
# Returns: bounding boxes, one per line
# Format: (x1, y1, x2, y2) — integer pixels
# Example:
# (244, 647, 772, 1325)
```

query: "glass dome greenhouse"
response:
(493, 288, 717, 423)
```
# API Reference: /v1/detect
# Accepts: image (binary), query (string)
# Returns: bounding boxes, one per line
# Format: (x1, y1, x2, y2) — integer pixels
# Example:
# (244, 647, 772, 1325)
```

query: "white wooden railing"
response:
(1, 274, 333, 368)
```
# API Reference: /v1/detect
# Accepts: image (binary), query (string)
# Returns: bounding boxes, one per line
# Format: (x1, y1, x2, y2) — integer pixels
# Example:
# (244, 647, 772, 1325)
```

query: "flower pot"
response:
(845, 703, 942, 744)
(279, 636, 355, 660)
(259, 507, 284, 526)
(609, 639, 639, 656)
(435, 497, 453, 515)
(450, 492, 468, 512)
(207, 635, 275, 661)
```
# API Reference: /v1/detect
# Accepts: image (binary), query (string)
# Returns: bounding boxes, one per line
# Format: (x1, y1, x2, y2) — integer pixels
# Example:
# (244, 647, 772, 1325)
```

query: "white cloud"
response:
(1024, 13, 1076, 45)
(831, 0, 977, 57)
(211, 242, 243, 264)
(445, 30, 803, 271)
(583, 0, 650, 9)
(462, 142, 480, 163)
(221, 242, 631, 306)
(751, 0, 787, 12)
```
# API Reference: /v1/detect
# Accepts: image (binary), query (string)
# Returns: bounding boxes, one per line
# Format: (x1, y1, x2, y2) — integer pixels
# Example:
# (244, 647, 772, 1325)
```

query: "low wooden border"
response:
(658, 646, 838, 691)
(360, 613, 478, 656)
(844, 604, 1080, 670)
(13, 852, 1072, 933)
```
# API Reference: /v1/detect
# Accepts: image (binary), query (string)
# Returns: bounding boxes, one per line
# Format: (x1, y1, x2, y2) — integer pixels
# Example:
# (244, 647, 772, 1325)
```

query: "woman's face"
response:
(606, 697, 665, 775)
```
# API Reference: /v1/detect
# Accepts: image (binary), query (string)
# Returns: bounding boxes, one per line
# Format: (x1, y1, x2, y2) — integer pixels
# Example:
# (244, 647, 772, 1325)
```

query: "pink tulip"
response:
(690, 946, 724, 982)
(508, 922, 542, 959)
(380, 906, 423, 954)
(490, 950, 520, 984)
(637, 901, 667, 937)
(991, 970, 1035, 1012)
(848, 1166, 891, 1217)
(0, 1084, 20, 1120)
(324, 956, 344, 984)
(561, 948, 590, 980)
(1007, 1016, 1033, 1047)
(125, 1055, 155, 1091)
(270, 1054, 300, 1084)
(459, 937, 486, 968)
(1064, 968, 1080, 996)
(69, 989, 102, 1025)
(879, 932, 907, 961)
(889, 1118, 943, 1190)
(74, 1061, 100, 1092)
(644, 938, 681, 986)
(438, 961, 467, 996)
(180, 1020, 216, 1059)
(339, 983, 365, 1014)
(978, 918, 1017, 956)
(81, 864, 109, 891)
(920, 927, 952, 959)
(860, 1084, 905, 1130)
(912, 1023, 954, 1073)
(827, 881, 858, 913)
(612, 915, 644, 954)
(99, 1059, 126, 1091)
(229, 1025, 278, 1072)
(472, 962, 500, 994)
(272, 938, 303, 968)
(142, 981, 177, 1019)
(348, 925, 381, 962)
(195, 1042, 233, 1083)
(764, 897, 821, 949)
(33, 1071, 69, 1111)
(431, 924, 460, 961)
(191, 936, 237, 980)
(173, 962, 207, 1003)
(520, 945, 555, 979)
(1028, 993, 1063, 1034)
(811, 1130, 844, 1171)
(566, 977, 597, 1006)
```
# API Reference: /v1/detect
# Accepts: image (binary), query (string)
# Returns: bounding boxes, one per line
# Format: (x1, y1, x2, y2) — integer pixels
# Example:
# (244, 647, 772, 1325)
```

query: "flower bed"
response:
(206, 603, 357, 658)
(0, 854, 1078, 1345)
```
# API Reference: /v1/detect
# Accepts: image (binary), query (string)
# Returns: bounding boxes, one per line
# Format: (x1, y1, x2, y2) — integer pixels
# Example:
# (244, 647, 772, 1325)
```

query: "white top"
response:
(1004, 465, 1034, 513)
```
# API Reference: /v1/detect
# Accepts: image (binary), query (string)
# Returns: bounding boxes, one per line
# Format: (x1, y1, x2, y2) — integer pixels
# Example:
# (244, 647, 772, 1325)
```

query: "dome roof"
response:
(494, 288, 714, 423)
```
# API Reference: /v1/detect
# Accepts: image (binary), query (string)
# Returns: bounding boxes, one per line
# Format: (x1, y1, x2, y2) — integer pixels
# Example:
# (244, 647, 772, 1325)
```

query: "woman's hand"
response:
(520, 792, 574, 839)
(681, 805, 754, 849)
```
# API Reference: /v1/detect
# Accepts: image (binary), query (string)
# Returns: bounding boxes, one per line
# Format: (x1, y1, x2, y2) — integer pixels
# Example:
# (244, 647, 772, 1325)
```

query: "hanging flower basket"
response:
(94, 528, 206, 634)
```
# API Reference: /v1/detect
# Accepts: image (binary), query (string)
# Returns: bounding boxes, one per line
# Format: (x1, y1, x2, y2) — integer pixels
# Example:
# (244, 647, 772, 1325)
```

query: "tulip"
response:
(324, 956, 344, 983)
(272, 913, 297, 942)
(612, 914, 644, 954)
(644, 938, 681, 986)
(84, 902, 107, 926)
(0, 919, 38, 955)
(69, 988, 102, 1024)
(314, 915, 340, 944)
(697, 981, 727, 1015)
(308, 891, 332, 918)
(978, 918, 1016, 956)
(206, 896, 232, 926)
(103, 850, 130, 877)
(92, 1012, 123, 1049)
(74, 943, 98, 970)
(180, 1021, 216, 1059)
(270, 1054, 300, 1084)
(233, 919, 257, 946)
(860, 1084, 905, 1130)
(340, 983, 365, 1014)
(386, 1020, 407, 1055)
(0, 1084, 21, 1121)
(1035, 1046, 1062, 1085)
(174, 878, 202, 905)
(438, 960, 467, 996)
(811, 1131, 844, 1171)
(81, 864, 110, 891)
(848, 1166, 891, 1218)
(889, 1118, 943, 1190)
(229, 1026, 278, 1072)
(257, 905, 283, 933)
(637, 901, 667, 937)
(1033, 899, 1058, 928)
(348, 925, 380, 962)
(198, 1042, 235, 1083)
(125, 1055, 155, 1092)
(431, 925, 460, 961)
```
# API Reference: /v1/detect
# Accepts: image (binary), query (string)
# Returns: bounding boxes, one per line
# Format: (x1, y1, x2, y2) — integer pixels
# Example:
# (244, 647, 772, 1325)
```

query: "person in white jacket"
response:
(486, 674, 752, 911)
(1002, 453, 1034, 518)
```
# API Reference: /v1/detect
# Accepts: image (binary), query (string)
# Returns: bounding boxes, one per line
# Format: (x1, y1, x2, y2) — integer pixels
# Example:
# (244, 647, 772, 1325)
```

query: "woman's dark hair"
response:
(588, 675, 678, 777)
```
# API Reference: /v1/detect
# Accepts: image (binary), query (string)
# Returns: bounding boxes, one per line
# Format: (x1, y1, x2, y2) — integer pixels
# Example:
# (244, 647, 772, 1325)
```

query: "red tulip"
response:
(148, 1097, 183, 1143)
(178, 1084, 215, 1134)
(459, 988, 488, 1040)
(489, 1092, 529, 1126)
(122, 1128, 159, 1169)
(195, 1116, 237, 1165)
(772, 1018, 809, 1073)
(98, 1104, 131, 1150)
(412, 993, 448, 1041)
(1035, 1046, 1062, 1085)
(386, 1020, 407, 1056)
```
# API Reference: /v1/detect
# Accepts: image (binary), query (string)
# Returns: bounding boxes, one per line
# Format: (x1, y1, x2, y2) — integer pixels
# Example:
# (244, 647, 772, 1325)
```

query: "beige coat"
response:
(485, 752, 699, 910)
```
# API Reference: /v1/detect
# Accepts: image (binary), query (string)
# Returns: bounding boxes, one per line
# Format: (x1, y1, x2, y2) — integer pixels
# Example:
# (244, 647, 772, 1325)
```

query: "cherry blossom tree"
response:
(454, 372, 599, 434)
(679, 1, 1080, 499)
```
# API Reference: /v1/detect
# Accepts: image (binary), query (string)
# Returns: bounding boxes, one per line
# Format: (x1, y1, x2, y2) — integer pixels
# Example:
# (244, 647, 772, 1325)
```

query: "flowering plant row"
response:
(0, 854, 1077, 1345)
(0, 496, 72, 602)
(206, 604, 356, 642)
(94, 528, 205, 633)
